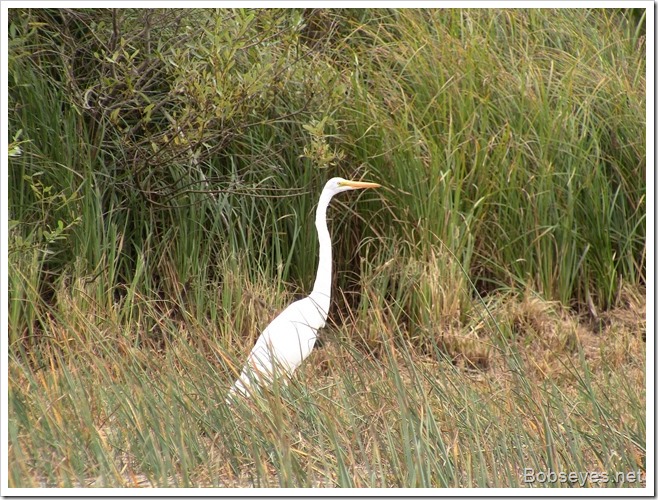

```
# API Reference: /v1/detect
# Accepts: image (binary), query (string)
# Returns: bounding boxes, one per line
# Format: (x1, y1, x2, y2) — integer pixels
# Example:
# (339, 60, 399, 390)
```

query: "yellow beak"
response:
(339, 180, 381, 189)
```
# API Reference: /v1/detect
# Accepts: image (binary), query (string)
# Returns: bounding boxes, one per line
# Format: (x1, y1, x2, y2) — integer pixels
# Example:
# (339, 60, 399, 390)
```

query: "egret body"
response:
(227, 177, 380, 400)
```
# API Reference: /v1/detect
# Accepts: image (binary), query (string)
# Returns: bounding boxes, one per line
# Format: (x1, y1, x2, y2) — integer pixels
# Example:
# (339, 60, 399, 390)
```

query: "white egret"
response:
(227, 177, 380, 401)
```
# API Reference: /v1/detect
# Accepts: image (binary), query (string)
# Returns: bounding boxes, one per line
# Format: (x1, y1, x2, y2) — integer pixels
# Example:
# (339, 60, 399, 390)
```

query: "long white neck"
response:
(311, 189, 335, 302)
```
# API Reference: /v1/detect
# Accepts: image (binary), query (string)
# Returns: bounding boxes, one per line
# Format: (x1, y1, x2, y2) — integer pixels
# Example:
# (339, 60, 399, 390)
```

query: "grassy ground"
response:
(7, 285, 646, 487)
(7, 8, 646, 488)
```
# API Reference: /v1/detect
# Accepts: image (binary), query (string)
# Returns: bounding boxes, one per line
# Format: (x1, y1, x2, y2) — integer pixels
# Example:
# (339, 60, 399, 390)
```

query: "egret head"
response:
(324, 177, 381, 195)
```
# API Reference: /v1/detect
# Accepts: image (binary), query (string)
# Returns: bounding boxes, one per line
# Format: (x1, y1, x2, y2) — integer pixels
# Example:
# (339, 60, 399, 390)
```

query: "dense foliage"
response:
(9, 9, 645, 349)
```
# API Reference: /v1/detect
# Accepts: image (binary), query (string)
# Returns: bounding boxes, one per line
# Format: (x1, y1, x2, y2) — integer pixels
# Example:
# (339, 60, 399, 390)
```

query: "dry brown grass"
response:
(8, 285, 646, 488)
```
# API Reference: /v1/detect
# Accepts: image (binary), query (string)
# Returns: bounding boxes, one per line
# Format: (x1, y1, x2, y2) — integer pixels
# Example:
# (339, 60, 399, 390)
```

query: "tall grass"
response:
(338, 9, 645, 311)
(8, 304, 645, 487)
(8, 8, 646, 487)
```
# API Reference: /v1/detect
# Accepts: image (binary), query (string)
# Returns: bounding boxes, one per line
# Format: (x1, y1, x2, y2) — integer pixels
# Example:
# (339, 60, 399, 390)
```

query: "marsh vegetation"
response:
(8, 8, 646, 487)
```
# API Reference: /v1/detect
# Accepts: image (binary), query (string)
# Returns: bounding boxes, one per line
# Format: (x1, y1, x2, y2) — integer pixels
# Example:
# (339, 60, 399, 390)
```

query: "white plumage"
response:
(227, 177, 380, 401)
